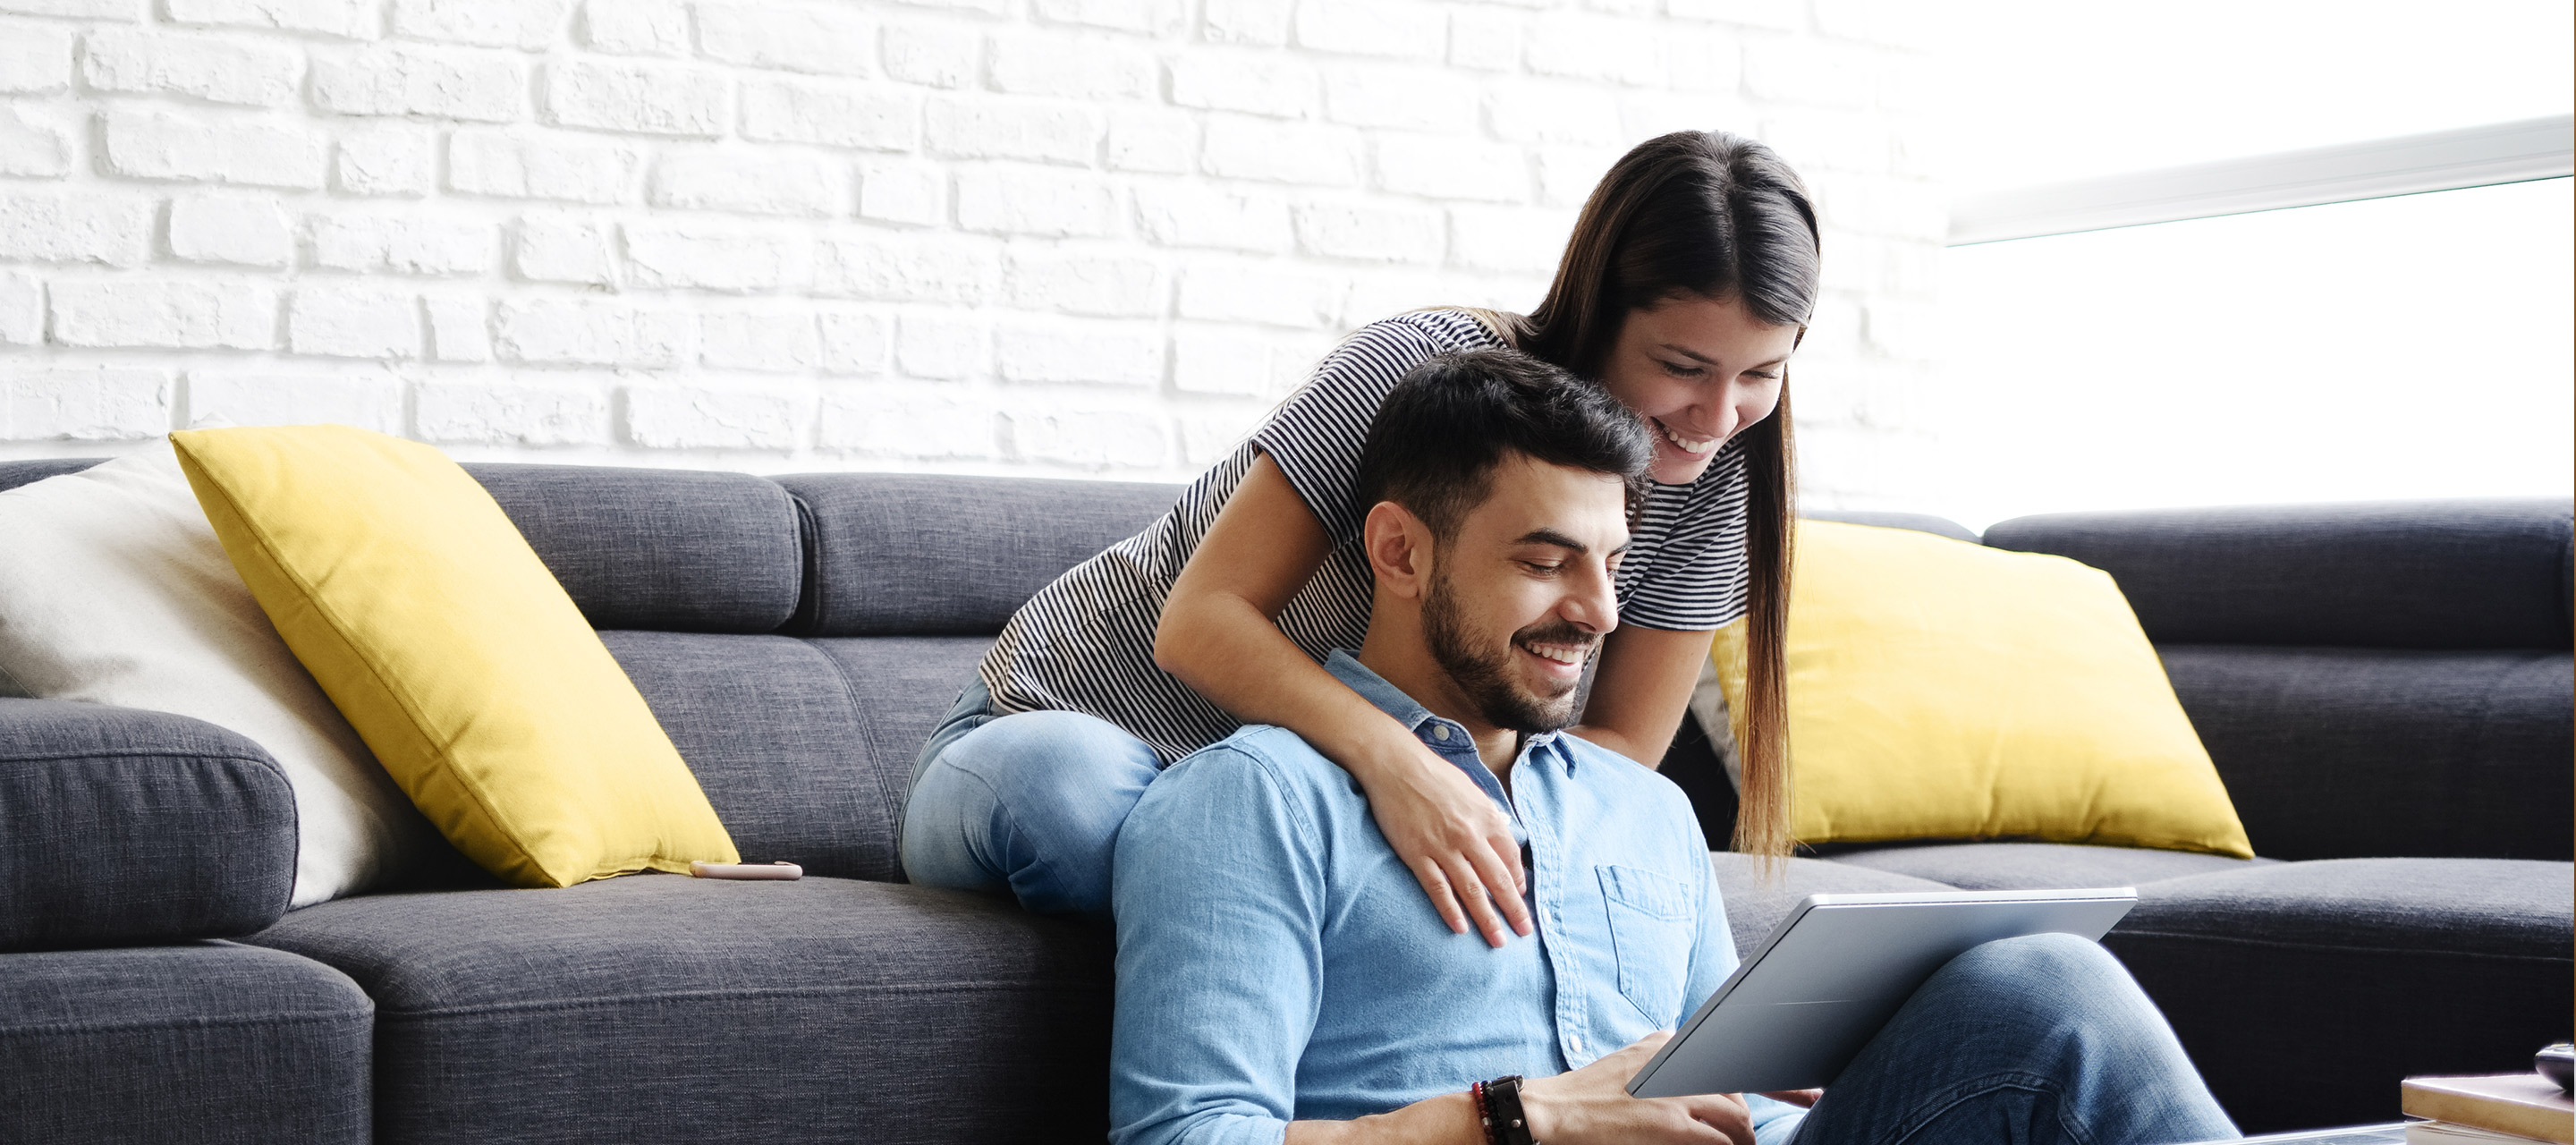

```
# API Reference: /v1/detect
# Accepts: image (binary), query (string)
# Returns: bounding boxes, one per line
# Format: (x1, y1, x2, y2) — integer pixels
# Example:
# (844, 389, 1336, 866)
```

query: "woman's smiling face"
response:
(1594, 292, 1802, 485)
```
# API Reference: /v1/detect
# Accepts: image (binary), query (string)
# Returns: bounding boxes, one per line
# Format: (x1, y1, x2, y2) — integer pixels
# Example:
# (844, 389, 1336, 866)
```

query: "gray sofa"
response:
(0, 456, 2565, 1143)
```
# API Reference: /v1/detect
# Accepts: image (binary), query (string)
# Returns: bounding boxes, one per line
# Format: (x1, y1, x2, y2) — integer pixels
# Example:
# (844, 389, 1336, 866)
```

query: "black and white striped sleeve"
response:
(1616, 440, 1754, 632)
(1250, 314, 1477, 544)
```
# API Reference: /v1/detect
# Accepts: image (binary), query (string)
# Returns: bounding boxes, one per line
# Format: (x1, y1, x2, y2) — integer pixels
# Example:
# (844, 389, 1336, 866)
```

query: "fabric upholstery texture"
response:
(248, 875, 1114, 1145)
(779, 472, 1178, 635)
(1983, 499, 2574, 649)
(2103, 859, 2573, 1133)
(2161, 645, 2575, 861)
(0, 699, 295, 951)
(1706, 852, 1953, 958)
(0, 457, 102, 493)
(0, 941, 371, 1143)
(465, 463, 801, 634)
(1821, 841, 2277, 890)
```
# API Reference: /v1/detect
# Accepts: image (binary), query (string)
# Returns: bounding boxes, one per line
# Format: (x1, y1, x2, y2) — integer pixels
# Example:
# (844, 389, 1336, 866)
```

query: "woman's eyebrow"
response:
(1659, 343, 1790, 369)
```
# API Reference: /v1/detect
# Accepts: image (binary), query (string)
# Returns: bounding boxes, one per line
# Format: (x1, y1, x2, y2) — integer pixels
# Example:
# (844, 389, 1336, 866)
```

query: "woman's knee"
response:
(945, 711, 1160, 794)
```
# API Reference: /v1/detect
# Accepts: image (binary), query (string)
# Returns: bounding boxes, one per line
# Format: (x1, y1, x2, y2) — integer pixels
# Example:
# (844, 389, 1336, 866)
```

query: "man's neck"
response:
(1355, 615, 1521, 786)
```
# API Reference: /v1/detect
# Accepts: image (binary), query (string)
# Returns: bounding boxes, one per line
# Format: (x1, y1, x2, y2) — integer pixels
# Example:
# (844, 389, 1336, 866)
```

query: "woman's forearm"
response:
(1155, 587, 1418, 784)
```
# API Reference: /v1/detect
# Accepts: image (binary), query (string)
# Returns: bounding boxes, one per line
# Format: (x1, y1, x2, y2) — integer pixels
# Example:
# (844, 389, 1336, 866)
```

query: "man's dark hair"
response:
(1351, 348, 1655, 541)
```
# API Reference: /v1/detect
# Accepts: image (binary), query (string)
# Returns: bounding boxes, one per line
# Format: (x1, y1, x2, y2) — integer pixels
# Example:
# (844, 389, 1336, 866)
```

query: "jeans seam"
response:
(1869, 1073, 2076, 1145)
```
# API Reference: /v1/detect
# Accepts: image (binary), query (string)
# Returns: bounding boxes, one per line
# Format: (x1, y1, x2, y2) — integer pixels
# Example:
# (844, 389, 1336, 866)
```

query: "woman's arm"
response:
(1571, 624, 1719, 768)
(1155, 452, 1534, 948)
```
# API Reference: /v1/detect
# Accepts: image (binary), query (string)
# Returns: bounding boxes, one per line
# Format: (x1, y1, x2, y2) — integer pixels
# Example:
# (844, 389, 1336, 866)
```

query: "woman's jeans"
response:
(900, 681, 1160, 916)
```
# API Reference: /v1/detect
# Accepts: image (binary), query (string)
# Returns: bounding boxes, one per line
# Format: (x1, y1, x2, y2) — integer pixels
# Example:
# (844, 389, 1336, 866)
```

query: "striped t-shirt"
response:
(977, 308, 1754, 763)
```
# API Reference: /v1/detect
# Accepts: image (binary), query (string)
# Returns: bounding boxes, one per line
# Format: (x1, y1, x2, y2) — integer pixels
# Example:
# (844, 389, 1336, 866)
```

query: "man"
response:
(1110, 350, 2235, 1145)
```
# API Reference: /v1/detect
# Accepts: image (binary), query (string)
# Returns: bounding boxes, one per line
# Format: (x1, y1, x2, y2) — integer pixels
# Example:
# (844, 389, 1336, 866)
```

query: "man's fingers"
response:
(1407, 860, 1470, 937)
(1465, 842, 1534, 937)
(1442, 856, 1511, 947)
(1675, 1093, 1757, 1145)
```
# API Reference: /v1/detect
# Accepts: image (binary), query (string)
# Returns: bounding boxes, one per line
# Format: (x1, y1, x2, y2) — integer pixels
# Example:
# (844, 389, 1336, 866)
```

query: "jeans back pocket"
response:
(1597, 863, 1694, 1022)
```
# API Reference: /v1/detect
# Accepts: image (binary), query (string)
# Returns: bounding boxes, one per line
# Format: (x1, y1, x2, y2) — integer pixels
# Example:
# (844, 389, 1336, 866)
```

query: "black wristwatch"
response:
(1482, 1074, 1539, 1145)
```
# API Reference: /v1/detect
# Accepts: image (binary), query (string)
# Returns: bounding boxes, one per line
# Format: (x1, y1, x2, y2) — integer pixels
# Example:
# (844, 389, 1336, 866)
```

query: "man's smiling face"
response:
(1419, 452, 1631, 734)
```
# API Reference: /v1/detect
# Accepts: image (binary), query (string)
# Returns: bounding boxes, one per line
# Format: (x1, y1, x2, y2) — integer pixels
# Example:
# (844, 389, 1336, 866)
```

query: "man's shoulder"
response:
(1137, 725, 1363, 827)
(1554, 734, 1710, 847)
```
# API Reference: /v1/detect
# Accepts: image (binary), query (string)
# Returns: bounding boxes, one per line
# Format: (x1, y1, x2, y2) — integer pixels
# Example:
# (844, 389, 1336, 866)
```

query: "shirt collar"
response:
(1321, 650, 1572, 775)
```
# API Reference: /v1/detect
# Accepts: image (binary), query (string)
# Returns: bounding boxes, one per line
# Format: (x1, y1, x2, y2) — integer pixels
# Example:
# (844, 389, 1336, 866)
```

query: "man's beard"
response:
(1421, 569, 1596, 734)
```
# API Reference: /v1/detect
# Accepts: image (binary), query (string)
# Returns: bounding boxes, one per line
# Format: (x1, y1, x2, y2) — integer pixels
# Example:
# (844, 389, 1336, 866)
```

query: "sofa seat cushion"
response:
(0, 941, 371, 1144)
(1820, 841, 2278, 891)
(247, 875, 1113, 1145)
(2102, 858, 2573, 1133)
(1707, 853, 1954, 957)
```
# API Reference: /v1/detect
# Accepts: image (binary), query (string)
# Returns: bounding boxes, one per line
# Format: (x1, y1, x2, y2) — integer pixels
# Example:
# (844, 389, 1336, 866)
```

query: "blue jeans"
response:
(900, 681, 1160, 916)
(1775, 932, 2236, 1145)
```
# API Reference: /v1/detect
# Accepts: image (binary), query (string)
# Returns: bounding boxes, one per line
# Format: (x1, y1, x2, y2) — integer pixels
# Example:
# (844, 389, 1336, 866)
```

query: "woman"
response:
(902, 130, 1813, 944)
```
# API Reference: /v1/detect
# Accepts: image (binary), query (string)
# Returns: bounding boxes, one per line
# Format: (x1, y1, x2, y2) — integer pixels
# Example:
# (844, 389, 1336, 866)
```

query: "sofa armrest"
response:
(0, 699, 296, 951)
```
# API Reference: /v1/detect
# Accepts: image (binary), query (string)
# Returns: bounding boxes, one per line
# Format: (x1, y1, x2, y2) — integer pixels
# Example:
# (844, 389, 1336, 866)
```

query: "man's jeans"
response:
(1775, 932, 2236, 1145)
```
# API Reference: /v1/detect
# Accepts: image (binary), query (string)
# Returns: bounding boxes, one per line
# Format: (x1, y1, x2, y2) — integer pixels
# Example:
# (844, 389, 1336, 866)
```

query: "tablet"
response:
(1627, 886, 2138, 1098)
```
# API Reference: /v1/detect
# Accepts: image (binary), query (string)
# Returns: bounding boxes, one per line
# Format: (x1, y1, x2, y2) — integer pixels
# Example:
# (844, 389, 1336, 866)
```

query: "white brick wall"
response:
(0, 0, 1940, 499)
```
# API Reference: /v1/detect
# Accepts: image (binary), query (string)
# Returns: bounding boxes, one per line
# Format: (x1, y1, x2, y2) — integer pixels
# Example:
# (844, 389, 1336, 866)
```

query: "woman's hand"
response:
(1521, 1032, 1754, 1145)
(1347, 736, 1532, 947)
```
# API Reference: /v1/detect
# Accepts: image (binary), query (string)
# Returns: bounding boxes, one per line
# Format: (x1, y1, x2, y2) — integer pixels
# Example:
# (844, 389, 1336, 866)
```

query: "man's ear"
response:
(1361, 500, 1434, 600)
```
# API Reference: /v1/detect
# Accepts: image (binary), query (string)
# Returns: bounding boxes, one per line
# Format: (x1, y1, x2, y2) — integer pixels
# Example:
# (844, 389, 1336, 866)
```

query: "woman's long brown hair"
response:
(1498, 130, 1820, 865)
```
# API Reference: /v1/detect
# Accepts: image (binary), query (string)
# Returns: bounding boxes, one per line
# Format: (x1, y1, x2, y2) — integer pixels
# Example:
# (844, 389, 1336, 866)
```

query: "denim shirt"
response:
(1109, 650, 1805, 1145)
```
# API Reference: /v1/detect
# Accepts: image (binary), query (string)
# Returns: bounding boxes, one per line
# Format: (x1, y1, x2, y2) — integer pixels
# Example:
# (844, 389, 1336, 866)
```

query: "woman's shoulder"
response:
(1335, 307, 1518, 360)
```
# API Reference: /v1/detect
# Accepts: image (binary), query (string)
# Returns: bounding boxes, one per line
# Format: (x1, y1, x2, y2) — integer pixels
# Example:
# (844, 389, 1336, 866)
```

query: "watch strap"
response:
(1485, 1074, 1538, 1145)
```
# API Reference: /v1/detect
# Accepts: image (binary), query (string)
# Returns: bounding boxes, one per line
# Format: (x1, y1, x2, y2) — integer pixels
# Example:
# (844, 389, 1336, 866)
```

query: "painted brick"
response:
(1292, 201, 1443, 263)
(816, 310, 889, 374)
(988, 29, 1155, 99)
(1004, 248, 1164, 317)
(697, 2, 875, 77)
(8, 367, 169, 441)
(996, 320, 1164, 386)
(1172, 325, 1327, 395)
(1032, 0, 1184, 36)
(1536, 145, 1623, 206)
(545, 58, 730, 138)
(856, 158, 944, 225)
(0, 0, 133, 21)
(0, 191, 153, 265)
(880, 0, 1005, 13)
(626, 384, 809, 451)
(883, 21, 979, 88)
(1741, 33, 1877, 109)
(894, 311, 988, 379)
(1373, 134, 1527, 201)
(0, 271, 38, 344)
(953, 166, 1115, 237)
(817, 386, 989, 457)
(287, 285, 419, 359)
(740, 76, 921, 151)
(309, 212, 492, 276)
(700, 309, 822, 372)
(1446, 12, 1521, 71)
(0, 22, 76, 93)
(648, 148, 847, 217)
(623, 221, 809, 293)
(493, 296, 689, 367)
(168, 193, 294, 267)
(1008, 406, 1166, 469)
(511, 214, 620, 285)
(1200, 116, 1362, 187)
(310, 43, 525, 121)
(81, 27, 301, 106)
(50, 278, 275, 350)
(0, 106, 70, 177)
(1814, 0, 1937, 50)
(165, 0, 378, 39)
(1665, 0, 1803, 30)
(1623, 89, 1752, 140)
(448, 127, 644, 204)
(100, 107, 327, 189)
(335, 123, 436, 196)
(1176, 261, 1343, 327)
(1170, 51, 1318, 118)
(1447, 205, 1572, 275)
(1761, 106, 1898, 176)
(1106, 107, 1198, 174)
(816, 231, 1001, 303)
(1292, 0, 1444, 61)
(1202, 0, 1292, 46)
(1178, 410, 1263, 465)
(579, 0, 688, 55)
(927, 97, 1102, 166)
(1132, 182, 1292, 251)
(1321, 63, 1478, 131)
(1487, 81, 1625, 145)
(392, 0, 572, 50)
(416, 377, 610, 444)
(1525, 10, 1664, 86)
(422, 294, 489, 361)
(1658, 22, 1744, 92)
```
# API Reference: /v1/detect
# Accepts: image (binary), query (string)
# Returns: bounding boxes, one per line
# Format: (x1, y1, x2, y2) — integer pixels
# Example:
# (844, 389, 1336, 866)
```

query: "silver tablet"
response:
(1627, 886, 2138, 1098)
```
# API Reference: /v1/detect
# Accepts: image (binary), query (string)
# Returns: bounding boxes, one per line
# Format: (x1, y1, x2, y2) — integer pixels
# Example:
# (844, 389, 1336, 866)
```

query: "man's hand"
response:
(1519, 1033, 1754, 1145)
(1351, 738, 1532, 947)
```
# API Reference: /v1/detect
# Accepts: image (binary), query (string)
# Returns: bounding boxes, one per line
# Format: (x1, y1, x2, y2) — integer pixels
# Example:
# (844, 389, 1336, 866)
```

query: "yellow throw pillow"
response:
(1711, 520, 2252, 857)
(172, 425, 739, 887)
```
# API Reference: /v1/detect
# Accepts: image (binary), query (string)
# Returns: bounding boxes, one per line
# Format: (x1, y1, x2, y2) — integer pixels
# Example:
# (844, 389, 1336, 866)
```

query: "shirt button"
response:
(1432, 725, 1451, 741)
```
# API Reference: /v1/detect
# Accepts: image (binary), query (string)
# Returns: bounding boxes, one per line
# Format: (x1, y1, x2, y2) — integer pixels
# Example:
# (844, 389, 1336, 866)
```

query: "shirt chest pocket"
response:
(1596, 864, 1695, 1022)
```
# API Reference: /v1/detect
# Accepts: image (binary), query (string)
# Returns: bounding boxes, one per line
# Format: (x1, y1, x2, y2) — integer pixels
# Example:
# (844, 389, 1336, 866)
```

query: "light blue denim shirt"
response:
(1109, 650, 1805, 1145)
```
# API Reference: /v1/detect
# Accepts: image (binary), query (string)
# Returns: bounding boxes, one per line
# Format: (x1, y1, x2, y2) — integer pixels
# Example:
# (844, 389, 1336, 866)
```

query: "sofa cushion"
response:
(248, 876, 1113, 1145)
(778, 472, 1177, 636)
(1707, 853, 1955, 958)
(1819, 841, 2278, 890)
(1805, 508, 1980, 544)
(1983, 499, 2573, 649)
(2102, 858, 2574, 1132)
(0, 941, 372, 1143)
(0, 456, 103, 493)
(2162, 645, 2574, 861)
(465, 463, 801, 634)
(0, 699, 296, 951)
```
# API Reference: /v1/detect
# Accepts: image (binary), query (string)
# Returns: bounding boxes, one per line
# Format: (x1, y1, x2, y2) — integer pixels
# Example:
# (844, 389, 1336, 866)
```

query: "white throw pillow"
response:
(0, 445, 436, 906)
